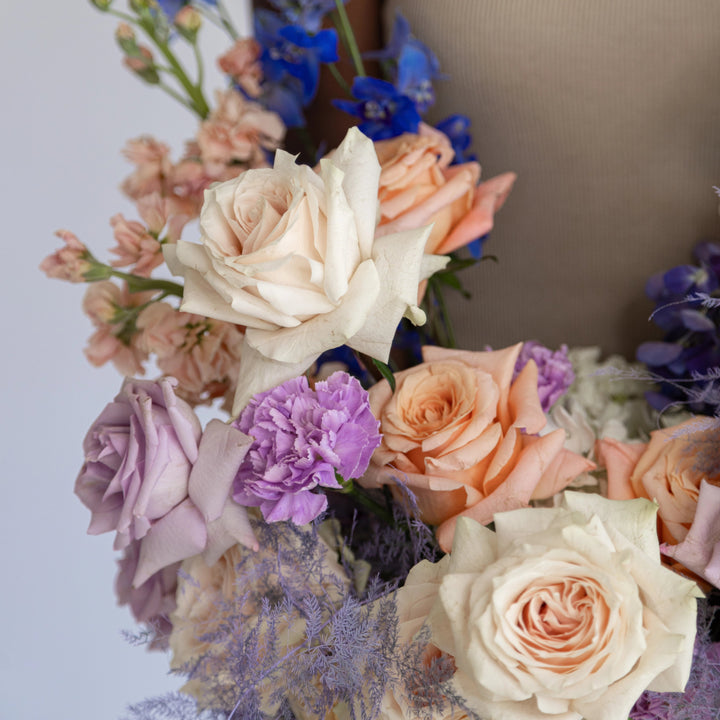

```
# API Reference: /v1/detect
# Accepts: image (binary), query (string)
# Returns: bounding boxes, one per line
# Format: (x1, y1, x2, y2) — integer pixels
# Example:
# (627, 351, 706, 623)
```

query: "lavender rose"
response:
(75, 377, 201, 551)
(232, 372, 381, 525)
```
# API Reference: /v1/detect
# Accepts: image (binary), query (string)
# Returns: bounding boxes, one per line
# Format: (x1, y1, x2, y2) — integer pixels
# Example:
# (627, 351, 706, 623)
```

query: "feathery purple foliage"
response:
(232, 372, 381, 525)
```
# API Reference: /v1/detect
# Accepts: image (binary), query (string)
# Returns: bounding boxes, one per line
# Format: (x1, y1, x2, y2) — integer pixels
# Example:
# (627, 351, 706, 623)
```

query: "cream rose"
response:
(361, 345, 593, 551)
(388, 493, 701, 720)
(165, 127, 446, 415)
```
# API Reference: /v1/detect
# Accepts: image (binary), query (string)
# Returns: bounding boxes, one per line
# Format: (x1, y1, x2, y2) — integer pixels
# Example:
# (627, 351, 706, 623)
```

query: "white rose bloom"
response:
(164, 127, 447, 415)
(388, 492, 701, 720)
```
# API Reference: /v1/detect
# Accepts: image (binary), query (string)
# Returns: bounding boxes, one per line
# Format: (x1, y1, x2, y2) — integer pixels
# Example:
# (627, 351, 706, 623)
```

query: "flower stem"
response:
(335, 477, 395, 526)
(109, 268, 184, 298)
(332, 0, 365, 77)
(327, 62, 353, 96)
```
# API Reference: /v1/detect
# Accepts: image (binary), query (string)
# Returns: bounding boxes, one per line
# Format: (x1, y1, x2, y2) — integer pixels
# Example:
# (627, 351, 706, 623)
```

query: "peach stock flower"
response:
(217, 37, 263, 97)
(388, 493, 701, 720)
(374, 124, 516, 255)
(82, 281, 150, 376)
(196, 89, 285, 175)
(121, 136, 173, 201)
(597, 416, 720, 586)
(40, 229, 91, 282)
(137, 302, 244, 407)
(361, 344, 594, 551)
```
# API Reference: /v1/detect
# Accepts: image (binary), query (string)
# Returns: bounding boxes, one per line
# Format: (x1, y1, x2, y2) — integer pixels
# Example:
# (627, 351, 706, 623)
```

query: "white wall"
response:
(2, 2, 249, 717)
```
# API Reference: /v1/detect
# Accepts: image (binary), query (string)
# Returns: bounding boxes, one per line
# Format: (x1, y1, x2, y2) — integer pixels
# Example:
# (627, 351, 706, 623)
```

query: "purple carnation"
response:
(232, 372, 381, 525)
(513, 341, 574, 412)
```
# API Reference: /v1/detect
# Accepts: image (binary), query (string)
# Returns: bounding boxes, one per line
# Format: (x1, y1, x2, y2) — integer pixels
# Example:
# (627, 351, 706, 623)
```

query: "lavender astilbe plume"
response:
(232, 372, 381, 525)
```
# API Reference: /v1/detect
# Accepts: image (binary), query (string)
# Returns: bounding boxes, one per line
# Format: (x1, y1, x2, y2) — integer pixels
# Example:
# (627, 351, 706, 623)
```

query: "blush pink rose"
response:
(373, 124, 516, 255)
(389, 493, 701, 720)
(597, 416, 720, 587)
(361, 344, 594, 551)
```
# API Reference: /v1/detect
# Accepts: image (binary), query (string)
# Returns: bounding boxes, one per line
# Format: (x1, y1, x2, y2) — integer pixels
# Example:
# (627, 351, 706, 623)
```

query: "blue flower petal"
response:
(636, 341, 684, 366)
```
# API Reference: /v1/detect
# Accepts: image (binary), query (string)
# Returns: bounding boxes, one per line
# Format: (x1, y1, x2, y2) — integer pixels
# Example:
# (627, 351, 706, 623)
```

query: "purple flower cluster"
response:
(232, 372, 381, 525)
(513, 341, 575, 412)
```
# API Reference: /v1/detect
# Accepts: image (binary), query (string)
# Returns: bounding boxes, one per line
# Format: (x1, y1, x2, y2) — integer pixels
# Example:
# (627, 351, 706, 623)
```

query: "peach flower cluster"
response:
(598, 416, 720, 587)
(374, 124, 516, 255)
(40, 229, 91, 283)
(109, 193, 188, 277)
(121, 89, 285, 221)
(361, 344, 593, 551)
(137, 301, 244, 407)
(217, 37, 264, 98)
(82, 280, 150, 376)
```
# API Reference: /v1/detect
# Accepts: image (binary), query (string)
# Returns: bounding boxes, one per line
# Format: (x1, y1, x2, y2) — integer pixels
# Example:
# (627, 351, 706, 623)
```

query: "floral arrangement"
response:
(42, 2, 720, 719)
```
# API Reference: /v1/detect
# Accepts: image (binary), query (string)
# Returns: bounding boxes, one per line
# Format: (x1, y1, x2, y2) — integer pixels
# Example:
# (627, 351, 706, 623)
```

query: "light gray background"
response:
(2, 2, 251, 718)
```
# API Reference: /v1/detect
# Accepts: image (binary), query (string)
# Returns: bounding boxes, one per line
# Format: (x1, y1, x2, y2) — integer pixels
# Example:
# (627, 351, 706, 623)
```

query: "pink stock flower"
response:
(121, 136, 172, 201)
(196, 89, 285, 175)
(75, 377, 257, 589)
(136, 192, 188, 240)
(82, 281, 150, 376)
(373, 124, 516, 255)
(217, 37, 263, 97)
(109, 214, 163, 277)
(137, 302, 244, 407)
(40, 229, 91, 282)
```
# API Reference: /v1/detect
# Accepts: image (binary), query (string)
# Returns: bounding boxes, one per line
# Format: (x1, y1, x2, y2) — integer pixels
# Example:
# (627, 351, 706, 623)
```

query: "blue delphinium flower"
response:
(436, 113, 477, 164)
(637, 240, 720, 414)
(267, 0, 345, 34)
(254, 9, 338, 126)
(368, 12, 443, 113)
(334, 76, 421, 140)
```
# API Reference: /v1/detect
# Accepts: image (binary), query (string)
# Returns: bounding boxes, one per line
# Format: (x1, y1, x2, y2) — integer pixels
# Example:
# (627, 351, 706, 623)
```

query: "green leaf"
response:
(372, 358, 396, 393)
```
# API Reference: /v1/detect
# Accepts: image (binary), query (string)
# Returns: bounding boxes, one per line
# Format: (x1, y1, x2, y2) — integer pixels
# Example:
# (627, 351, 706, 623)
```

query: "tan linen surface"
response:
(386, 0, 720, 356)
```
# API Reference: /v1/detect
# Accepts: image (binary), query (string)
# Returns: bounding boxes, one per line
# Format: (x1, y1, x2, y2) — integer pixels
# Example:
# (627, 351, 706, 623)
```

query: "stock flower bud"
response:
(123, 46, 160, 85)
(89, 0, 113, 10)
(115, 23, 137, 54)
(174, 6, 201, 41)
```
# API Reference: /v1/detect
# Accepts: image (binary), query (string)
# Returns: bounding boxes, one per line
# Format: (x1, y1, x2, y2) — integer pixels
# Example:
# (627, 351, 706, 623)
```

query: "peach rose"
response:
(389, 493, 701, 720)
(361, 345, 594, 551)
(597, 416, 720, 586)
(374, 124, 516, 255)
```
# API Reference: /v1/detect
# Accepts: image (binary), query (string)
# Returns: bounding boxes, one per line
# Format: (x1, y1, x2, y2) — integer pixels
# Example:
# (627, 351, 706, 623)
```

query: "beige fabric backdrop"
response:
(386, 0, 720, 356)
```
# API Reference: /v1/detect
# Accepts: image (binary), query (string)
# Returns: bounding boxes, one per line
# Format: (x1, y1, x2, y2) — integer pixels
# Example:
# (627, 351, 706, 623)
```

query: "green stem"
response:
(332, 0, 365, 77)
(158, 81, 196, 111)
(215, 0, 239, 40)
(192, 40, 205, 91)
(432, 280, 457, 348)
(151, 33, 209, 117)
(327, 62, 353, 95)
(109, 268, 184, 297)
(335, 478, 395, 526)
